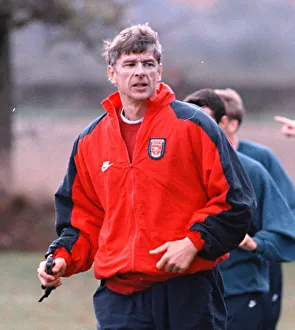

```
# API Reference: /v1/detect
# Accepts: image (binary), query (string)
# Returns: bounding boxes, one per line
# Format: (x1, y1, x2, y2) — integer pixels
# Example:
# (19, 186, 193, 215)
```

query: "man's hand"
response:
(239, 234, 257, 251)
(149, 237, 198, 273)
(37, 257, 67, 288)
(274, 116, 295, 137)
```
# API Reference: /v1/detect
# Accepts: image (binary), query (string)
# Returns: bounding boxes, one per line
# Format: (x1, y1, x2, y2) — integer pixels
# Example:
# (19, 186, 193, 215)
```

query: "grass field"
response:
(1, 253, 295, 329)
(1, 252, 98, 329)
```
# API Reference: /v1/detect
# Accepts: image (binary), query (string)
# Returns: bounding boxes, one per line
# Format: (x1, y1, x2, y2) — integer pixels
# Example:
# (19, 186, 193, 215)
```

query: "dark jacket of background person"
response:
(219, 152, 295, 297)
(238, 140, 295, 213)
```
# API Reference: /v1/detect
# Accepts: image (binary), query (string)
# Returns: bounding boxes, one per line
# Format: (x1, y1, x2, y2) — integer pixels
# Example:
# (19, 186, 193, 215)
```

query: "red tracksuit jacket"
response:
(47, 83, 256, 294)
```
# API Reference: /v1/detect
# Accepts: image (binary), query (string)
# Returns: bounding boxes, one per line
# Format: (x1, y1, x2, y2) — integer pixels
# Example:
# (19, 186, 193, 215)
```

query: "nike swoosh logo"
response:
(101, 162, 113, 172)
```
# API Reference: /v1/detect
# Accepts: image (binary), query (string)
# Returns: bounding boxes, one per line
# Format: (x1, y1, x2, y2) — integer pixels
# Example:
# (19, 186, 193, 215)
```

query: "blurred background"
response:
(0, 0, 294, 329)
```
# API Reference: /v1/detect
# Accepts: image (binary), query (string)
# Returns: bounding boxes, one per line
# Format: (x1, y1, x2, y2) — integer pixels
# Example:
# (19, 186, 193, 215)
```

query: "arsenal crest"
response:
(148, 138, 166, 160)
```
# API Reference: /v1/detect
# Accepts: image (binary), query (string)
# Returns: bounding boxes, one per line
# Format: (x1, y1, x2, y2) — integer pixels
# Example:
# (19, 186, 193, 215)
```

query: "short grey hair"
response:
(103, 23, 162, 66)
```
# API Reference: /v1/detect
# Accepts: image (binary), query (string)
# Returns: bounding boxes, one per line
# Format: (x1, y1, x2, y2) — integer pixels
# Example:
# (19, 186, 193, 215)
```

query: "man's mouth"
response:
(132, 83, 148, 87)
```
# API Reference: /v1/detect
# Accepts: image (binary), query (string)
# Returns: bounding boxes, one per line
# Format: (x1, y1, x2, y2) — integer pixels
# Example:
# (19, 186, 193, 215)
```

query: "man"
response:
(215, 88, 295, 330)
(183, 88, 295, 330)
(274, 115, 295, 137)
(37, 25, 256, 330)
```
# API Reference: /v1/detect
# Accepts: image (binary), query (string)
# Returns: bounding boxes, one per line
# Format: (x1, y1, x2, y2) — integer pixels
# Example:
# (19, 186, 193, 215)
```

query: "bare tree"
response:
(0, 0, 128, 202)
(0, 0, 12, 204)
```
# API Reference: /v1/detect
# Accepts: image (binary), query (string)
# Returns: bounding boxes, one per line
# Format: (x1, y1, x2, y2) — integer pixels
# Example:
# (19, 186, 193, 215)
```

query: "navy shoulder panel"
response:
(64, 112, 107, 190)
(170, 100, 202, 119)
(171, 101, 256, 261)
(52, 114, 108, 236)
(170, 100, 224, 143)
(47, 112, 108, 256)
(80, 112, 108, 140)
(69, 112, 108, 158)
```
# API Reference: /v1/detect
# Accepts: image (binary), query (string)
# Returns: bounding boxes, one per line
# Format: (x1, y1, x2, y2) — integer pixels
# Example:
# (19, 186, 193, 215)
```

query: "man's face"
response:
(107, 51, 162, 102)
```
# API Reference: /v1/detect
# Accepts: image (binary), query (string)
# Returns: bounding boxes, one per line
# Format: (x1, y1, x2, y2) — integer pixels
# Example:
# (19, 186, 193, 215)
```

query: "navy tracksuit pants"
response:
(266, 262, 282, 330)
(225, 292, 267, 330)
(93, 267, 227, 330)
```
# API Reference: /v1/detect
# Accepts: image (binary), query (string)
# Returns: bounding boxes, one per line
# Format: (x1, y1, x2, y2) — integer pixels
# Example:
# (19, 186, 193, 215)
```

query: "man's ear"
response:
(107, 65, 116, 84)
(157, 63, 163, 81)
(228, 119, 240, 133)
(219, 115, 229, 130)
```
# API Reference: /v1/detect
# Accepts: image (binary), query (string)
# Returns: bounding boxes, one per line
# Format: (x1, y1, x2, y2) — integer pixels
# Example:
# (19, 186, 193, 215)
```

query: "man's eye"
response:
(124, 63, 135, 67)
(144, 62, 155, 67)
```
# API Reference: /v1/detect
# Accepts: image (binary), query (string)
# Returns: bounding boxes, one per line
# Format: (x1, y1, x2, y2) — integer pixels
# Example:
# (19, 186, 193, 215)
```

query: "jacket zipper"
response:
(130, 166, 137, 272)
(115, 115, 145, 272)
(129, 122, 145, 272)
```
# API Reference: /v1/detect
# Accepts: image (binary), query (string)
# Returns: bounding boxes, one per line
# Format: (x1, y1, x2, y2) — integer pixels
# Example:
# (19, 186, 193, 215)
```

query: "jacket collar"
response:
(101, 83, 176, 116)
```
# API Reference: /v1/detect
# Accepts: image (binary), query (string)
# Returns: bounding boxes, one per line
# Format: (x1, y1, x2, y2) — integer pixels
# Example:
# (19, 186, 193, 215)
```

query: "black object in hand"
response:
(38, 254, 56, 302)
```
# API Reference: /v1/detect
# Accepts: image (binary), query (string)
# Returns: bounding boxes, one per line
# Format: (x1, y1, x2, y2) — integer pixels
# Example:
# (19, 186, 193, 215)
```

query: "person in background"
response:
(214, 88, 295, 330)
(37, 25, 256, 330)
(183, 88, 295, 330)
(274, 116, 295, 137)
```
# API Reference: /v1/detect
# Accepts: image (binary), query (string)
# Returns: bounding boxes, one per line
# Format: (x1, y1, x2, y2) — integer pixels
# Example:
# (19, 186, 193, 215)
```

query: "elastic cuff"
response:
(253, 237, 264, 255)
(186, 231, 205, 252)
(53, 247, 73, 269)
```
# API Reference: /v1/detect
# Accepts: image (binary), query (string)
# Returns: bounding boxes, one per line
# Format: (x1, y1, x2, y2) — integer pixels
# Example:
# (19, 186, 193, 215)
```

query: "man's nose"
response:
(134, 63, 145, 76)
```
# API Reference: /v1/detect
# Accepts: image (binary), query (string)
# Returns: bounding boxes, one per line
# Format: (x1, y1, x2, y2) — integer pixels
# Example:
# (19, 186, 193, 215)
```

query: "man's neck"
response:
(120, 98, 148, 121)
(119, 89, 158, 121)
(230, 134, 240, 150)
